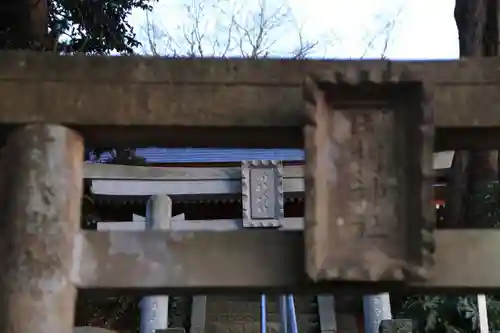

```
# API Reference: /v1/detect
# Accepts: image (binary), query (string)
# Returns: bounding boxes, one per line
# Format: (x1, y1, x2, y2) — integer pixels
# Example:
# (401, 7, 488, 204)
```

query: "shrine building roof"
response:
(97, 148, 304, 164)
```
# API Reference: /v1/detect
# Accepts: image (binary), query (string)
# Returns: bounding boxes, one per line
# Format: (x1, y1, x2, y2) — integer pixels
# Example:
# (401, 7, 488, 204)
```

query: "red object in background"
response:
(434, 199, 445, 206)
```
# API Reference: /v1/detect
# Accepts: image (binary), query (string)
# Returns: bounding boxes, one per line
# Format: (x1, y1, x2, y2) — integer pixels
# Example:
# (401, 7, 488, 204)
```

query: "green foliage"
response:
(465, 182, 500, 228)
(397, 294, 500, 333)
(396, 182, 500, 332)
(0, 0, 157, 53)
(397, 295, 481, 332)
(51, 0, 157, 54)
(74, 293, 141, 331)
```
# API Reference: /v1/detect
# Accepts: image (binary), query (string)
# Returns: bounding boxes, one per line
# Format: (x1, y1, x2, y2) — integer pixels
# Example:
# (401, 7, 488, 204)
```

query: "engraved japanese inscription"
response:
(304, 75, 435, 282)
(250, 168, 277, 219)
(241, 160, 284, 228)
(346, 109, 398, 249)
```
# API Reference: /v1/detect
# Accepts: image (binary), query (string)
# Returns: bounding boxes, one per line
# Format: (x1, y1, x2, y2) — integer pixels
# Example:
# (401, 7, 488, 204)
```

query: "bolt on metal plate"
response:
(241, 160, 284, 228)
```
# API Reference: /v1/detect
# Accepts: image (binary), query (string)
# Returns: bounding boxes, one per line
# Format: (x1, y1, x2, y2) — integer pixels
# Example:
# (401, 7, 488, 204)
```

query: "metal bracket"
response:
(241, 160, 284, 228)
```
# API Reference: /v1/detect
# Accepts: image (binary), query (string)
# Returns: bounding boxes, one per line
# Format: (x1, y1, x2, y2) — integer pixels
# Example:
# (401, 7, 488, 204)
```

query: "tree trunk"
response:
(0, 0, 49, 50)
(446, 0, 499, 228)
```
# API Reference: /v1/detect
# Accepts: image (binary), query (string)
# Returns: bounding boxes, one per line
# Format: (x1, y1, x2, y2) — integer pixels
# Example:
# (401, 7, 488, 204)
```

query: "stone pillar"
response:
(190, 296, 207, 333)
(0, 125, 83, 333)
(477, 294, 489, 333)
(363, 294, 392, 333)
(317, 295, 337, 333)
(279, 295, 288, 333)
(140, 195, 172, 333)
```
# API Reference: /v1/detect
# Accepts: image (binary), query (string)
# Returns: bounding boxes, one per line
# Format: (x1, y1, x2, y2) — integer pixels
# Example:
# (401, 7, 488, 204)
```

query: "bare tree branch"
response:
(360, 7, 402, 59)
(290, 21, 318, 59)
(141, 10, 181, 56)
(139, 0, 401, 60)
(139, 0, 320, 58)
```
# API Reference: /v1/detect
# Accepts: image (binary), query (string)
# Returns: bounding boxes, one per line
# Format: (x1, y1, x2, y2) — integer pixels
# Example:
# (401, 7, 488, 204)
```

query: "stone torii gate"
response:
(0, 51, 499, 333)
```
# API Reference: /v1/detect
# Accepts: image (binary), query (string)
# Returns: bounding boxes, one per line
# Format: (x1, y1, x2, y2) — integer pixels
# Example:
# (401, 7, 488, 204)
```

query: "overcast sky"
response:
(129, 0, 459, 59)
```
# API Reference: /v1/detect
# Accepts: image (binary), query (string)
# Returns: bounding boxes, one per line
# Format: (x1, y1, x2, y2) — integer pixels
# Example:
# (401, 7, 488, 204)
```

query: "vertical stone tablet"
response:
(303, 71, 435, 282)
(241, 160, 284, 228)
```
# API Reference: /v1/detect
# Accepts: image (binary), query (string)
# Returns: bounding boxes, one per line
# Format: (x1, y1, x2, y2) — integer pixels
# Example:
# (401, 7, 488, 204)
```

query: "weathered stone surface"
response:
(304, 77, 435, 282)
(155, 328, 186, 333)
(0, 52, 499, 148)
(73, 327, 118, 333)
(0, 125, 83, 333)
(379, 319, 413, 333)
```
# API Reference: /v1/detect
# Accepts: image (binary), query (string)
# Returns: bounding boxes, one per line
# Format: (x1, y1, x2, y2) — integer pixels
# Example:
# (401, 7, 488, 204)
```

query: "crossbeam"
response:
(1, 52, 500, 148)
(72, 229, 500, 294)
(97, 218, 304, 231)
(86, 161, 449, 200)
(87, 163, 304, 197)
